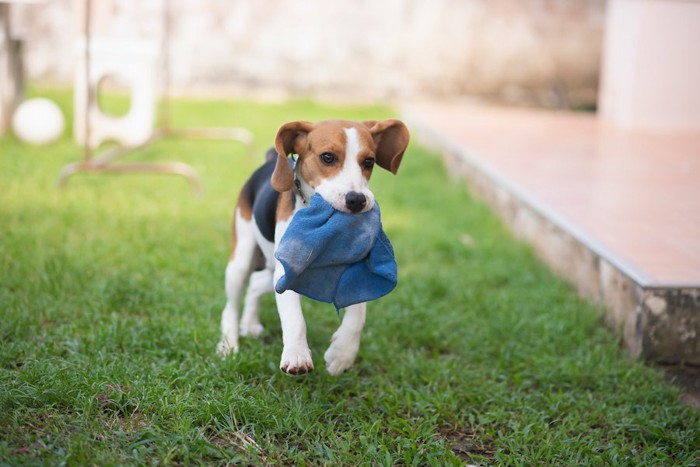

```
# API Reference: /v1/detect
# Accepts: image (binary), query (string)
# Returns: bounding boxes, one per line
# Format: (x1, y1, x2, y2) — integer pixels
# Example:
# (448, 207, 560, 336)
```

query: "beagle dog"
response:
(216, 119, 410, 375)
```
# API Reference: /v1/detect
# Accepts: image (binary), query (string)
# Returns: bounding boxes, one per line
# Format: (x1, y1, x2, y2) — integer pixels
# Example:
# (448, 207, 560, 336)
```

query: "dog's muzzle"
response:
(345, 191, 367, 213)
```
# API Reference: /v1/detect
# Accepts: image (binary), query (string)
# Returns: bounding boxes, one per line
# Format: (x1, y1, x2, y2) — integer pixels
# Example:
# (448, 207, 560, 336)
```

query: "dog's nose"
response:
(345, 191, 367, 213)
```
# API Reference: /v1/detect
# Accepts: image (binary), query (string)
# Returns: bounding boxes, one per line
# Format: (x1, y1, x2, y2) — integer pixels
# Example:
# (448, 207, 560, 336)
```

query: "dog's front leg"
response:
(275, 288, 314, 374)
(274, 261, 314, 375)
(324, 302, 366, 376)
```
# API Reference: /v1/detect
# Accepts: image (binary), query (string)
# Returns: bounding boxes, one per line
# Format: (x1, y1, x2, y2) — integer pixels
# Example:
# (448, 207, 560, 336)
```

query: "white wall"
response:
(11, 0, 604, 107)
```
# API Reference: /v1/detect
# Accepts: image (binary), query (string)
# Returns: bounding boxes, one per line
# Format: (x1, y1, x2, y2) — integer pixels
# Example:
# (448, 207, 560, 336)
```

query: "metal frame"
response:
(57, 0, 254, 195)
(0, 1, 26, 135)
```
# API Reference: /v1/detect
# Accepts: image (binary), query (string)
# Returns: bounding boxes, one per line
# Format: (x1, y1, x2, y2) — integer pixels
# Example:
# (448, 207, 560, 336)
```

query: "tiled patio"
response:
(404, 100, 700, 363)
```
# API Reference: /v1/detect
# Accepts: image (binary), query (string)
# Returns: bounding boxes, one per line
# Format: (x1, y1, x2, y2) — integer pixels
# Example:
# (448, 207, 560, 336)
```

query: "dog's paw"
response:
(239, 321, 264, 338)
(280, 346, 314, 375)
(216, 337, 239, 358)
(324, 340, 359, 376)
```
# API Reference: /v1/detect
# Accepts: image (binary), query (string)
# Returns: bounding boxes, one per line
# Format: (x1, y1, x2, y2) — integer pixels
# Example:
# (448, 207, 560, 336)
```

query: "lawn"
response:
(1, 89, 698, 465)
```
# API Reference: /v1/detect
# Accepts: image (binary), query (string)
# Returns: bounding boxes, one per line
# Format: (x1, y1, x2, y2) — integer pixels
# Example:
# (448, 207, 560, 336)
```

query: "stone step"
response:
(405, 101, 700, 364)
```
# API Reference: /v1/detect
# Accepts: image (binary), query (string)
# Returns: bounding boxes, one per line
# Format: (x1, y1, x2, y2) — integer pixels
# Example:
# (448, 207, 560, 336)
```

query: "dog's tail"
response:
(265, 147, 277, 162)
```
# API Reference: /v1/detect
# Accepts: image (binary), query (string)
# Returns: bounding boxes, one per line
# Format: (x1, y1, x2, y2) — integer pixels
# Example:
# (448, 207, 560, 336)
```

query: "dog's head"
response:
(271, 119, 410, 213)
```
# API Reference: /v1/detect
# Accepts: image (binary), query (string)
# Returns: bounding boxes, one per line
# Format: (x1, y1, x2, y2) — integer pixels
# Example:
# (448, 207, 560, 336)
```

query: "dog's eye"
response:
(320, 152, 337, 165)
(363, 158, 375, 169)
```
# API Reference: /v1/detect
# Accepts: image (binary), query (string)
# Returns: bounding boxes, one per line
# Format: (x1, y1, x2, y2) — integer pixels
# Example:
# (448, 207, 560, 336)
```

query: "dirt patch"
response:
(660, 364, 700, 409)
(438, 426, 496, 464)
(204, 427, 268, 463)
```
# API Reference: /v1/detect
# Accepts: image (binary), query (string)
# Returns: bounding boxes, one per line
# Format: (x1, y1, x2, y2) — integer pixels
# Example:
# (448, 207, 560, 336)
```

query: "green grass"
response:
(1, 89, 698, 465)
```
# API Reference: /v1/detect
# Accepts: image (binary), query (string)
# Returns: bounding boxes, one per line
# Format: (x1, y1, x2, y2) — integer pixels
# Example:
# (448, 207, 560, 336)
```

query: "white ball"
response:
(11, 98, 65, 145)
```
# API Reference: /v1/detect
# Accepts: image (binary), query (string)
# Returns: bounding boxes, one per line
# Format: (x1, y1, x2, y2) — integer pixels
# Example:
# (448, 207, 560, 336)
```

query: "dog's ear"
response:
(272, 121, 314, 192)
(364, 119, 410, 174)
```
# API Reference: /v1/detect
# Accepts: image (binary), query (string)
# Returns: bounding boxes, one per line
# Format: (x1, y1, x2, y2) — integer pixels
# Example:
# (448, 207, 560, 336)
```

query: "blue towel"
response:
(274, 194, 397, 311)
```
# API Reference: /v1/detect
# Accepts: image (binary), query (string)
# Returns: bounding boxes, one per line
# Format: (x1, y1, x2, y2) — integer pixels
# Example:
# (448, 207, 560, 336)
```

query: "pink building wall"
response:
(599, 0, 700, 131)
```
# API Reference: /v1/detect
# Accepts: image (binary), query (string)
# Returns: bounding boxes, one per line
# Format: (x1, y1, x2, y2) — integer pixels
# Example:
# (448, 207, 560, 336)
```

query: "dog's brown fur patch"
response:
(276, 189, 295, 223)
